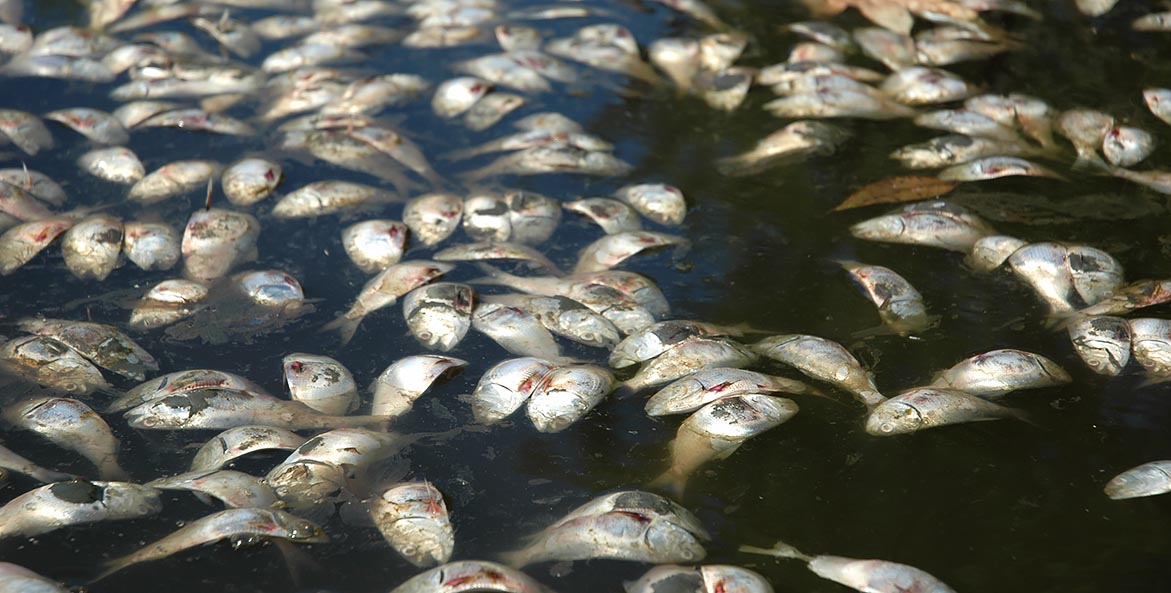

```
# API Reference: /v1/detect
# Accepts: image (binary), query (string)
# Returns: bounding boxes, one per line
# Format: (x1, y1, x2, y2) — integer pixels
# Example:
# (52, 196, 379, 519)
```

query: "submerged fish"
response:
(740, 540, 958, 593)
(865, 387, 1026, 435)
(1105, 461, 1171, 500)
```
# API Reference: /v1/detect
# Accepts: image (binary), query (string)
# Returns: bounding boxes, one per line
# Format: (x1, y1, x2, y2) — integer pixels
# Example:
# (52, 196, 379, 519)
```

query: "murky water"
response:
(3, 0, 1171, 592)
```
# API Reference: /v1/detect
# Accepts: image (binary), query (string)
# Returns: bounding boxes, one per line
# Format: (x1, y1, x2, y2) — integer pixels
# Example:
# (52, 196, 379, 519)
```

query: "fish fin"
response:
(273, 538, 326, 589)
(497, 547, 531, 568)
(99, 462, 131, 482)
(850, 324, 897, 340)
(738, 539, 815, 562)
(856, 0, 913, 34)
(647, 470, 687, 499)
(92, 557, 132, 583)
(321, 315, 361, 345)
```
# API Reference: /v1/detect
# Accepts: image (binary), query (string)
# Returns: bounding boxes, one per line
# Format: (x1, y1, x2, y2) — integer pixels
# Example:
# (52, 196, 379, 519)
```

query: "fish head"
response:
(390, 517, 455, 566)
(273, 511, 330, 543)
(645, 519, 706, 562)
(849, 214, 906, 242)
(1104, 463, 1171, 500)
(865, 401, 923, 435)
(124, 396, 193, 429)
(1069, 317, 1131, 376)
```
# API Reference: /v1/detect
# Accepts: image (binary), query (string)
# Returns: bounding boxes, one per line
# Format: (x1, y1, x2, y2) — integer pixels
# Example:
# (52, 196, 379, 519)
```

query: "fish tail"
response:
(715, 155, 759, 177)
(92, 557, 132, 583)
(497, 547, 531, 568)
(467, 263, 521, 288)
(738, 539, 814, 562)
(30, 467, 76, 483)
(99, 461, 131, 482)
(647, 469, 687, 499)
(1072, 151, 1111, 174)
(321, 314, 362, 345)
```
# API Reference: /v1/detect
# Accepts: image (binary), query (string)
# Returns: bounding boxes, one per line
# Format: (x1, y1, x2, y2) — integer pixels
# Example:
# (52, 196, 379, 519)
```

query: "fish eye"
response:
(879, 421, 897, 434)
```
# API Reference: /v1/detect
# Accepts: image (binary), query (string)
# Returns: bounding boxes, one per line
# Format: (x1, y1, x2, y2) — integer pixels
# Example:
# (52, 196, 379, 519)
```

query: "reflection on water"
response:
(2, 0, 1171, 592)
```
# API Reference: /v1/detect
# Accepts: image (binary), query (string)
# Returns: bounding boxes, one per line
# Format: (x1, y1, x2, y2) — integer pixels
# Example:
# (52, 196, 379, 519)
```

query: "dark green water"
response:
(2, 0, 1171, 592)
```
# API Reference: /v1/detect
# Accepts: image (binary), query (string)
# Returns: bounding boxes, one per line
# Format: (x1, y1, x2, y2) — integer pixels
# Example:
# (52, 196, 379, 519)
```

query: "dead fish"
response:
(753, 334, 885, 407)
(464, 92, 526, 131)
(221, 158, 282, 206)
(324, 260, 455, 344)
(0, 182, 53, 222)
(1143, 88, 1171, 125)
(463, 145, 632, 180)
(563, 198, 642, 234)
(788, 41, 847, 63)
(192, 12, 261, 58)
(0, 109, 53, 155)
(614, 183, 687, 226)
(78, 146, 144, 184)
(651, 394, 798, 496)
(472, 265, 670, 321)
(545, 24, 661, 85)
(128, 160, 221, 204)
(128, 279, 209, 331)
(1056, 108, 1113, 171)
(649, 37, 701, 91)
(480, 294, 622, 349)
(914, 108, 1022, 142)
(0, 217, 72, 275)
(880, 67, 977, 105)
(0, 480, 161, 539)
(0, 334, 113, 395)
(433, 77, 493, 118)
(0, 563, 68, 593)
(404, 193, 463, 247)
(473, 302, 565, 361)
(262, 42, 365, 74)
(624, 336, 758, 393)
(273, 181, 398, 218)
(1105, 461, 1171, 500)
(403, 282, 475, 352)
(113, 369, 271, 415)
(4, 397, 128, 480)
(436, 242, 561, 275)
(1102, 126, 1155, 168)
(1007, 242, 1077, 314)
(181, 208, 260, 283)
(95, 508, 327, 581)
(43, 107, 128, 145)
(526, 364, 615, 432)
(61, 215, 122, 281)
(938, 156, 1067, 181)
(854, 27, 917, 70)
(1076, 279, 1171, 317)
(471, 356, 558, 424)
(1075, 0, 1119, 17)
(929, 349, 1071, 398)
(17, 318, 157, 381)
(610, 320, 739, 369)
(190, 425, 306, 472)
(1066, 245, 1125, 307)
(146, 469, 281, 509)
(1129, 318, 1171, 379)
(849, 201, 995, 252)
(964, 235, 1028, 273)
(1067, 316, 1131, 376)
(645, 368, 813, 416)
(740, 540, 957, 593)
(757, 61, 885, 87)
(371, 481, 455, 567)
(370, 355, 467, 417)
(1110, 167, 1171, 195)
(785, 21, 857, 52)
(574, 231, 688, 274)
(0, 440, 74, 483)
(284, 353, 359, 416)
(717, 121, 851, 177)
(765, 90, 917, 120)
(342, 220, 408, 274)
(447, 128, 609, 161)
(123, 388, 391, 430)
(0, 168, 66, 206)
(890, 134, 1038, 169)
(388, 561, 554, 593)
(865, 387, 1026, 435)
(123, 221, 180, 271)
(839, 260, 937, 336)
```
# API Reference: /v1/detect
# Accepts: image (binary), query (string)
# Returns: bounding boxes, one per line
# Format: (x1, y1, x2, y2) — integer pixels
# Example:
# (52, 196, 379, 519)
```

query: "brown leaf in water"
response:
(834, 176, 957, 211)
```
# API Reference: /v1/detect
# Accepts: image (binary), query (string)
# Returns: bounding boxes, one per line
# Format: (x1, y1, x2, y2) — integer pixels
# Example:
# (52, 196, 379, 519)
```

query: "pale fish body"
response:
(1102, 126, 1155, 169)
(123, 221, 180, 271)
(180, 208, 260, 283)
(740, 541, 957, 593)
(575, 231, 688, 274)
(498, 190, 561, 245)
(1105, 461, 1171, 500)
(1056, 108, 1113, 171)
(371, 355, 467, 417)
(0, 182, 52, 222)
(190, 425, 306, 472)
(262, 42, 364, 73)
(938, 156, 1066, 181)
(326, 260, 455, 344)
(756, 62, 884, 87)
(435, 242, 561, 275)
(1143, 88, 1171, 125)
(788, 42, 847, 63)
(472, 302, 564, 361)
(764, 90, 917, 120)
(96, 508, 328, 581)
(326, 75, 430, 117)
(545, 25, 661, 84)
(753, 334, 885, 407)
(402, 26, 484, 49)
(930, 349, 1071, 398)
(646, 368, 813, 416)
(964, 235, 1026, 272)
(278, 428, 409, 471)
(433, 77, 492, 118)
(128, 160, 220, 204)
(694, 67, 755, 112)
(849, 201, 995, 252)
(192, 13, 261, 58)
(1110, 167, 1171, 195)
(448, 128, 608, 161)
(4, 397, 128, 480)
(18, 318, 157, 381)
(648, 37, 700, 91)
(527, 365, 615, 432)
(913, 109, 1021, 142)
(1078, 279, 1171, 318)
(371, 481, 455, 567)
(840, 261, 936, 336)
(402, 282, 474, 352)
(563, 198, 642, 234)
(464, 92, 526, 131)
(283, 353, 359, 416)
(610, 320, 734, 368)
(0, 335, 110, 395)
(267, 428, 408, 517)
(235, 269, 306, 308)
(112, 368, 268, 414)
(481, 294, 622, 348)
(786, 21, 856, 52)
(221, 158, 282, 206)
(1129, 318, 1171, 378)
(880, 67, 976, 105)
(854, 27, 917, 70)
(0, 109, 53, 155)
(471, 357, 557, 424)
(865, 387, 1026, 435)
(343, 220, 407, 273)
(147, 469, 281, 509)
(624, 337, 758, 392)
(464, 145, 632, 180)
(1066, 245, 1124, 306)
(146, 111, 254, 138)
(0, 480, 161, 539)
(61, 214, 122, 281)
(0, 217, 72, 275)
(548, 490, 709, 535)
(890, 134, 1037, 169)
(388, 561, 553, 593)
(0, 169, 66, 205)
(404, 193, 463, 247)
(1007, 242, 1077, 313)
(614, 183, 686, 226)
(1068, 316, 1131, 376)
(461, 195, 512, 243)
(652, 395, 798, 496)
(456, 53, 551, 92)
(44, 107, 127, 144)
(1134, 12, 1171, 31)
(0, 440, 74, 482)
(625, 565, 774, 593)
(123, 388, 391, 430)
(717, 121, 851, 177)
(273, 181, 397, 218)
(0, 563, 68, 593)
(128, 279, 209, 331)
(78, 146, 144, 183)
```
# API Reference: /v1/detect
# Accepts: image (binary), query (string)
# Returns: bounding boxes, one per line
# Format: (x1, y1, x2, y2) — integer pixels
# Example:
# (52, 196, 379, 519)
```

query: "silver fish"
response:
(128, 279, 209, 331)
(646, 368, 813, 416)
(1056, 108, 1113, 171)
(190, 425, 306, 472)
(1105, 461, 1171, 500)
(563, 198, 642, 234)
(854, 27, 917, 70)
(1007, 242, 1077, 314)
(78, 146, 144, 183)
(402, 282, 475, 352)
(614, 183, 687, 227)
(0, 217, 72, 275)
(112, 369, 270, 415)
(0, 440, 73, 483)
(765, 90, 917, 120)
(181, 208, 259, 283)
(840, 260, 937, 336)
(0, 109, 53, 155)
(43, 107, 128, 145)
(370, 481, 455, 567)
(128, 160, 221, 204)
(342, 220, 408, 274)
(470, 357, 558, 424)
(17, 318, 157, 381)
(221, 158, 282, 207)
(610, 320, 737, 369)
(324, 260, 455, 344)
(464, 92, 526, 131)
(3, 397, 127, 480)
(0, 335, 110, 395)
(273, 181, 398, 218)
(624, 336, 758, 392)
(890, 134, 1038, 169)
(283, 353, 359, 416)
(964, 235, 1026, 273)
(61, 215, 122, 281)
(1076, 279, 1171, 318)
(1129, 318, 1171, 378)
(526, 365, 615, 432)
(435, 242, 561, 275)
(753, 334, 885, 407)
(1102, 126, 1155, 168)
(1067, 316, 1131, 376)
(404, 193, 463, 247)
(649, 37, 701, 91)
(929, 349, 1071, 398)
(1143, 88, 1171, 125)
(849, 201, 995, 252)
(464, 145, 632, 180)
(574, 231, 688, 274)
(433, 77, 493, 118)
(717, 121, 851, 177)
(123, 388, 390, 430)
(0, 168, 66, 206)
(472, 302, 564, 361)
(370, 355, 468, 417)
(880, 67, 976, 105)
(388, 561, 554, 593)
(123, 221, 180, 271)
(0, 563, 68, 593)
(865, 387, 1026, 435)
(147, 469, 281, 509)
(938, 156, 1066, 181)
(0, 480, 161, 539)
(914, 108, 1022, 142)
(480, 294, 622, 348)
(740, 540, 957, 593)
